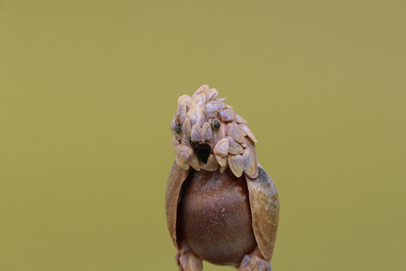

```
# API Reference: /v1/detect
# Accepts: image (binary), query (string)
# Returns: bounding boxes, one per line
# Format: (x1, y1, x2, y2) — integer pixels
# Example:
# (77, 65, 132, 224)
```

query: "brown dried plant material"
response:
(167, 86, 279, 271)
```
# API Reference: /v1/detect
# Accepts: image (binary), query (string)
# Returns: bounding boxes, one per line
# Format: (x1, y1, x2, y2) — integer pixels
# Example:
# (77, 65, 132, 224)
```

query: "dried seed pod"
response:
(167, 86, 279, 270)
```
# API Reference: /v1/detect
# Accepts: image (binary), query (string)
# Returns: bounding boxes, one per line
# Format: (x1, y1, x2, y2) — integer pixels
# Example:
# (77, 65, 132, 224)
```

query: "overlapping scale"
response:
(228, 154, 244, 177)
(177, 94, 192, 106)
(182, 118, 191, 137)
(196, 109, 208, 128)
(226, 136, 243, 155)
(213, 138, 229, 157)
(219, 109, 235, 122)
(200, 154, 219, 171)
(238, 124, 257, 142)
(242, 147, 258, 178)
(171, 85, 259, 178)
(226, 123, 245, 144)
(191, 124, 204, 143)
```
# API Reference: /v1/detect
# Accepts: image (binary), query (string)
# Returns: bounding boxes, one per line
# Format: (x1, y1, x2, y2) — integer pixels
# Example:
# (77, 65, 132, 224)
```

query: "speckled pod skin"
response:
(166, 85, 279, 271)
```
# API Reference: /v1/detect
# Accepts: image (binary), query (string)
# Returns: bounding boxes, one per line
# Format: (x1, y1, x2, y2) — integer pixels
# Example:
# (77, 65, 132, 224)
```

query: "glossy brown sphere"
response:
(179, 168, 257, 266)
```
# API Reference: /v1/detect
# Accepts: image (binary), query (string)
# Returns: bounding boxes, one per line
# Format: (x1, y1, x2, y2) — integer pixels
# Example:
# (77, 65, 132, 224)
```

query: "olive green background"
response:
(1, 1, 405, 270)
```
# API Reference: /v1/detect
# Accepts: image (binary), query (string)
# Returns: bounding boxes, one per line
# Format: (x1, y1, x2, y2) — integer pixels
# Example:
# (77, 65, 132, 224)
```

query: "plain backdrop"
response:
(1, 1, 405, 270)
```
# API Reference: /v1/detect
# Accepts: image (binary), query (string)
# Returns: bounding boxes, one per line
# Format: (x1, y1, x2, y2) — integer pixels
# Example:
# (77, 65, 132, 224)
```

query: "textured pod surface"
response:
(166, 162, 190, 248)
(179, 167, 257, 266)
(166, 162, 279, 264)
(171, 85, 258, 177)
(167, 85, 279, 267)
(246, 166, 279, 262)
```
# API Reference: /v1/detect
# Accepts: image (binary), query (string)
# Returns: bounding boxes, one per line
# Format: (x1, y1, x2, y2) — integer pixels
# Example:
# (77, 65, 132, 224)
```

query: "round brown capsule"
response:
(179, 167, 257, 266)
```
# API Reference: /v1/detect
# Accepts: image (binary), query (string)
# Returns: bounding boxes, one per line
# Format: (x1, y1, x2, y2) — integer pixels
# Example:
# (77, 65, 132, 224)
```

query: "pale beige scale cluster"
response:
(170, 85, 259, 178)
